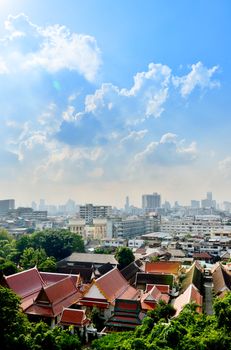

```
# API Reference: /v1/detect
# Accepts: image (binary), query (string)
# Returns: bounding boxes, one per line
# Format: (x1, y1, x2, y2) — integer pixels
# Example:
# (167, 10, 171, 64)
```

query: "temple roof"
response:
(60, 308, 90, 327)
(145, 261, 181, 275)
(25, 276, 82, 317)
(212, 262, 231, 295)
(173, 284, 203, 317)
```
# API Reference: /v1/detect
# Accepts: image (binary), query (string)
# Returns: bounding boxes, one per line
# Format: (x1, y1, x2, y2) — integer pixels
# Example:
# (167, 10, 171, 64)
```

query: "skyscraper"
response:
(0, 199, 15, 214)
(142, 192, 161, 213)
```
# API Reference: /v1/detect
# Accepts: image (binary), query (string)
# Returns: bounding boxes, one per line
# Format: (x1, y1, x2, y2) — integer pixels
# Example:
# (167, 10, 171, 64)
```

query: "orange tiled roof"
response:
(40, 272, 81, 286)
(173, 284, 203, 317)
(141, 285, 170, 311)
(145, 261, 181, 275)
(4, 267, 45, 298)
(94, 268, 136, 303)
(60, 308, 90, 327)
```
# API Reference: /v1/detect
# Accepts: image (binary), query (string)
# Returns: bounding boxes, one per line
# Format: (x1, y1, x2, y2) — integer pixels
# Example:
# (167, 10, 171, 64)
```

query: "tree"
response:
(213, 292, 231, 330)
(115, 247, 135, 269)
(0, 286, 30, 350)
(20, 247, 47, 269)
(29, 229, 85, 261)
(0, 228, 13, 242)
(39, 256, 57, 272)
(0, 259, 17, 276)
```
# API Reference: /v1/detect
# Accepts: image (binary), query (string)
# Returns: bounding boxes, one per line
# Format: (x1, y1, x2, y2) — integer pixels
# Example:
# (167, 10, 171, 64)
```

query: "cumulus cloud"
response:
(134, 133, 197, 166)
(0, 15, 220, 190)
(219, 157, 231, 178)
(0, 13, 101, 81)
(0, 57, 8, 74)
(172, 61, 219, 97)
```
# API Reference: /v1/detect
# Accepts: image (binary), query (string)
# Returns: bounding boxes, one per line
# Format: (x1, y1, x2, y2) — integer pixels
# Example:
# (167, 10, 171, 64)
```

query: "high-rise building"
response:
(124, 196, 130, 212)
(191, 200, 200, 209)
(201, 192, 216, 209)
(80, 204, 112, 224)
(142, 193, 161, 213)
(0, 199, 15, 214)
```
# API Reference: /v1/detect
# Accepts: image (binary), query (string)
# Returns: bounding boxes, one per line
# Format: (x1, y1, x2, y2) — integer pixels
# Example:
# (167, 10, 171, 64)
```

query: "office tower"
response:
(0, 199, 15, 214)
(80, 204, 112, 224)
(142, 192, 161, 213)
(124, 196, 130, 212)
(191, 200, 200, 209)
(207, 192, 213, 201)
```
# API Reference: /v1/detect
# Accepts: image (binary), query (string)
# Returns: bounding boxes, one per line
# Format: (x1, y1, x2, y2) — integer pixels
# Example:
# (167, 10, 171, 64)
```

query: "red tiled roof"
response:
(25, 276, 83, 317)
(95, 268, 138, 303)
(4, 267, 45, 299)
(145, 284, 170, 294)
(43, 276, 78, 304)
(60, 308, 90, 327)
(173, 284, 203, 317)
(193, 252, 212, 259)
(141, 285, 170, 311)
(40, 272, 81, 286)
(145, 261, 181, 274)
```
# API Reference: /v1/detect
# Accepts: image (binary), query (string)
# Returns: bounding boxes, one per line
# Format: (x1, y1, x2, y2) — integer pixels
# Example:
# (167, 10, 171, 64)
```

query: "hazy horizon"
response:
(0, 1, 230, 208)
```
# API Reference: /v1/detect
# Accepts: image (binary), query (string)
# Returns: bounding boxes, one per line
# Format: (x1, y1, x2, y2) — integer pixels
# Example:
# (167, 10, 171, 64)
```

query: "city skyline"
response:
(0, 1, 231, 206)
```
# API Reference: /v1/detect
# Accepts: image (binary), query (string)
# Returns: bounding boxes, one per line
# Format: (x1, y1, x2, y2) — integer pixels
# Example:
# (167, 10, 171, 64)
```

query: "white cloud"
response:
(134, 133, 197, 166)
(219, 157, 231, 178)
(1, 13, 101, 81)
(120, 129, 148, 144)
(172, 61, 219, 97)
(0, 57, 8, 74)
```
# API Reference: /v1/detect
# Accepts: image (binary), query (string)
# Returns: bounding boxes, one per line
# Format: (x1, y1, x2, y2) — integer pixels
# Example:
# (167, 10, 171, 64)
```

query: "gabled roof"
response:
(3, 267, 45, 310)
(60, 308, 90, 327)
(95, 268, 137, 302)
(40, 272, 81, 286)
(173, 284, 203, 317)
(193, 252, 212, 259)
(181, 261, 204, 293)
(120, 260, 143, 285)
(145, 261, 181, 275)
(145, 284, 170, 294)
(212, 262, 231, 295)
(141, 285, 170, 311)
(4, 267, 45, 299)
(60, 253, 118, 265)
(136, 272, 174, 289)
(82, 268, 139, 305)
(25, 276, 82, 317)
(105, 299, 145, 329)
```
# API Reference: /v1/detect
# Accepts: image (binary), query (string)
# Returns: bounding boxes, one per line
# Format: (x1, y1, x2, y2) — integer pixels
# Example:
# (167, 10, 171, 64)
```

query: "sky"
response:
(0, 0, 230, 207)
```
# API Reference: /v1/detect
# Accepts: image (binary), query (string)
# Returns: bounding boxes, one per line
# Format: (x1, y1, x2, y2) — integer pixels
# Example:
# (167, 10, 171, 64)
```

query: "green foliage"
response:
(115, 247, 135, 268)
(16, 229, 85, 261)
(0, 286, 30, 350)
(213, 292, 231, 330)
(0, 228, 13, 242)
(91, 307, 105, 331)
(20, 247, 48, 269)
(93, 293, 231, 350)
(0, 259, 18, 275)
(38, 256, 57, 272)
(0, 287, 81, 350)
(94, 247, 114, 254)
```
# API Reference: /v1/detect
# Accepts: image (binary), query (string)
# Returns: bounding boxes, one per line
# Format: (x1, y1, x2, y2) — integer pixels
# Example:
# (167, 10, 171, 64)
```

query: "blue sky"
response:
(0, 0, 230, 207)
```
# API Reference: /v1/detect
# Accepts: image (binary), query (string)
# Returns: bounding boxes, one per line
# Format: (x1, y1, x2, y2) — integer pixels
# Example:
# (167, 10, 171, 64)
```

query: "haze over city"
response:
(0, 1, 230, 207)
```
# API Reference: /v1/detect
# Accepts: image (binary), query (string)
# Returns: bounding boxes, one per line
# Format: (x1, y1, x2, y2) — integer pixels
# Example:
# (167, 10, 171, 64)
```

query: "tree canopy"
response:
(0, 286, 81, 350)
(115, 247, 135, 268)
(93, 293, 231, 350)
(16, 229, 85, 261)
